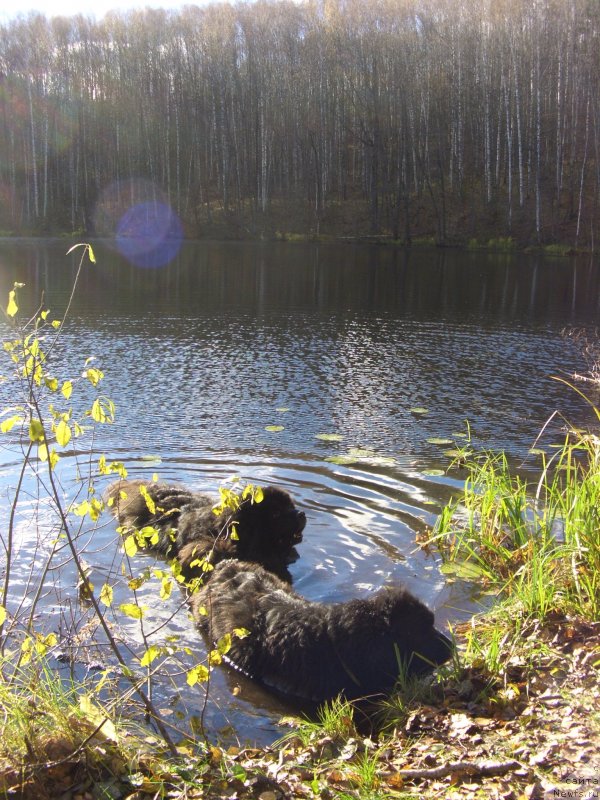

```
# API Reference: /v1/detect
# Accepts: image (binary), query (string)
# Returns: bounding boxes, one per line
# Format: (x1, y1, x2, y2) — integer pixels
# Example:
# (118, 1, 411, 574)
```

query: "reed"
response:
(432, 427, 600, 620)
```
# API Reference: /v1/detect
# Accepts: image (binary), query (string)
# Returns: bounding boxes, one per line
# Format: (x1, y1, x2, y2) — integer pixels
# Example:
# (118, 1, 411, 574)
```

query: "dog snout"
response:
(293, 510, 306, 542)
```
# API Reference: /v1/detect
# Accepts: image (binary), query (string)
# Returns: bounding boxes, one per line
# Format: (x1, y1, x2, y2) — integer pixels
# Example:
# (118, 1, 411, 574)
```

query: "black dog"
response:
(105, 479, 306, 581)
(191, 560, 453, 703)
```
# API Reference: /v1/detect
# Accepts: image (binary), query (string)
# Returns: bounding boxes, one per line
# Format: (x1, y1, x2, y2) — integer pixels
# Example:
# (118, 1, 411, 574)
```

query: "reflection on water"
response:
(0, 239, 596, 744)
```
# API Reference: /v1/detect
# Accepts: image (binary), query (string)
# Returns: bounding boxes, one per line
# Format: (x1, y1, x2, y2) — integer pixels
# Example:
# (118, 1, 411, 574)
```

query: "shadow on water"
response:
(0, 239, 598, 743)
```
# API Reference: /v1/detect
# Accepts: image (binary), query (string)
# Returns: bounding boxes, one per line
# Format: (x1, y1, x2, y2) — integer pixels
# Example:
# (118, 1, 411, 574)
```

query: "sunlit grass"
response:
(0, 655, 143, 796)
(431, 428, 600, 621)
(277, 695, 358, 749)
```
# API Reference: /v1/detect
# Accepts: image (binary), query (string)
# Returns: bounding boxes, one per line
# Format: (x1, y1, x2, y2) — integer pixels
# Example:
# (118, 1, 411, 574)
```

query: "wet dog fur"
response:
(190, 560, 453, 703)
(105, 479, 306, 582)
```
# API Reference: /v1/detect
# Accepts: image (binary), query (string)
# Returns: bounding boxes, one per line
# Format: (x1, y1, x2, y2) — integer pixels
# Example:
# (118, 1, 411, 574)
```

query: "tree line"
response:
(0, 0, 598, 247)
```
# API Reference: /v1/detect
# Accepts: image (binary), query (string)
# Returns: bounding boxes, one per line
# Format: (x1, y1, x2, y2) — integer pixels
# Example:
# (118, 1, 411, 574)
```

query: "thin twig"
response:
(398, 758, 524, 781)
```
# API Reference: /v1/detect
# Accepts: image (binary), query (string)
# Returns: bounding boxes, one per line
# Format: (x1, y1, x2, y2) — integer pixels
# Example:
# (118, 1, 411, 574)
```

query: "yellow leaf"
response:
(0, 606, 6, 626)
(159, 576, 172, 600)
(85, 367, 104, 387)
(20, 638, 32, 664)
(29, 419, 45, 442)
(99, 584, 113, 607)
(55, 419, 71, 447)
(73, 500, 90, 517)
(88, 245, 96, 263)
(90, 397, 114, 423)
(88, 498, 102, 521)
(217, 633, 232, 655)
(140, 525, 160, 546)
(123, 535, 138, 557)
(139, 485, 156, 514)
(61, 380, 73, 399)
(119, 603, 144, 620)
(186, 664, 209, 686)
(51, 320, 61, 329)
(6, 290, 18, 318)
(1, 414, 23, 433)
(79, 695, 118, 743)
(140, 645, 162, 667)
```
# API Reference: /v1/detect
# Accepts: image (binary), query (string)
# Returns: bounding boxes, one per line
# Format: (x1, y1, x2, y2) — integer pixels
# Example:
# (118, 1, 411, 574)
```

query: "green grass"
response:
(0, 656, 146, 795)
(431, 428, 600, 621)
(0, 653, 215, 798)
(277, 695, 358, 749)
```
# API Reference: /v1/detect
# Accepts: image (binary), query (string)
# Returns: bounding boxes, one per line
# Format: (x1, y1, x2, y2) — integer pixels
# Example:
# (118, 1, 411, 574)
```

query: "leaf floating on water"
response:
(315, 433, 344, 441)
(325, 447, 396, 467)
(265, 425, 284, 432)
(421, 468, 445, 477)
(367, 455, 397, 466)
(276, 407, 290, 413)
(427, 437, 455, 446)
(440, 560, 488, 580)
(140, 454, 162, 463)
(452, 431, 468, 438)
(325, 455, 357, 465)
(443, 449, 472, 459)
(529, 448, 545, 456)
(410, 407, 429, 415)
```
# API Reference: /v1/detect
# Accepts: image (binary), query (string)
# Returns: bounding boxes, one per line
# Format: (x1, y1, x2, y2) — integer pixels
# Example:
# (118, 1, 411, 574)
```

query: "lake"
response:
(0, 238, 596, 744)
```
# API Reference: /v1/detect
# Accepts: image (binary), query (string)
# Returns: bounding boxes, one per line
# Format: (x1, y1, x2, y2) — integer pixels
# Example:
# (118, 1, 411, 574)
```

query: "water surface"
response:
(0, 239, 596, 743)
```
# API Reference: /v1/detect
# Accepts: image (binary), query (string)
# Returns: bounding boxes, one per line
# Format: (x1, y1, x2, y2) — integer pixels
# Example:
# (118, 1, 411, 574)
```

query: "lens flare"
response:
(116, 201, 183, 269)
(94, 179, 183, 269)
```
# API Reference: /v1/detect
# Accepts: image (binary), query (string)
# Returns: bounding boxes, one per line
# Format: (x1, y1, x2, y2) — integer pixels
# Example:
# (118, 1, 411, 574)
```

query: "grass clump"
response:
(0, 655, 164, 799)
(432, 427, 600, 621)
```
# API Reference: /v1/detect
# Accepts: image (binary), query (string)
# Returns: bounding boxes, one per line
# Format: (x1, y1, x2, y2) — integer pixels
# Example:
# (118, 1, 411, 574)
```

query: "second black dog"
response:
(191, 560, 453, 703)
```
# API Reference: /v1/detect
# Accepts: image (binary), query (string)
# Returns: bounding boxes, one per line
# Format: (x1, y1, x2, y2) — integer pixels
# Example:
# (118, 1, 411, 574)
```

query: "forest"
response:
(0, 0, 598, 247)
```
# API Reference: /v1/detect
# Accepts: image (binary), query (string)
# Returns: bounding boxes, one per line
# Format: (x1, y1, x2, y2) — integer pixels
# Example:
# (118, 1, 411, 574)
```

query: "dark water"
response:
(0, 238, 597, 743)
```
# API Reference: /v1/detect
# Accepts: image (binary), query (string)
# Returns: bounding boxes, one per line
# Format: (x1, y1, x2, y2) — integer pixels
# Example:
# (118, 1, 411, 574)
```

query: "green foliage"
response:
(277, 696, 358, 749)
(0, 244, 251, 754)
(430, 418, 600, 620)
(544, 243, 573, 257)
(486, 237, 515, 251)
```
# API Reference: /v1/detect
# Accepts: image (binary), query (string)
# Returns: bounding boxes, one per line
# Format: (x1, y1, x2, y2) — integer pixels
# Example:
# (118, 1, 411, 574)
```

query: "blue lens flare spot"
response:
(116, 202, 183, 268)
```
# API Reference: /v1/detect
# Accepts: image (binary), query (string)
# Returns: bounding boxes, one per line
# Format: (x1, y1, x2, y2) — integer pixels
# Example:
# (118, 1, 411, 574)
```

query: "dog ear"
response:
(385, 588, 435, 629)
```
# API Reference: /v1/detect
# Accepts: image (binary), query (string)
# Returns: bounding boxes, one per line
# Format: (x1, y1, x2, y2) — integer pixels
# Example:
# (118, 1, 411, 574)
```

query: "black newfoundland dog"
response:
(105, 479, 306, 581)
(190, 560, 453, 704)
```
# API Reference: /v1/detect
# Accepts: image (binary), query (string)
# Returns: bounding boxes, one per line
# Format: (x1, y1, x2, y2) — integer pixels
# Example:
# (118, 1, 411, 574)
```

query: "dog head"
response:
(232, 486, 306, 559)
(334, 587, 453, 698)
(383, 588, 453, 677)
